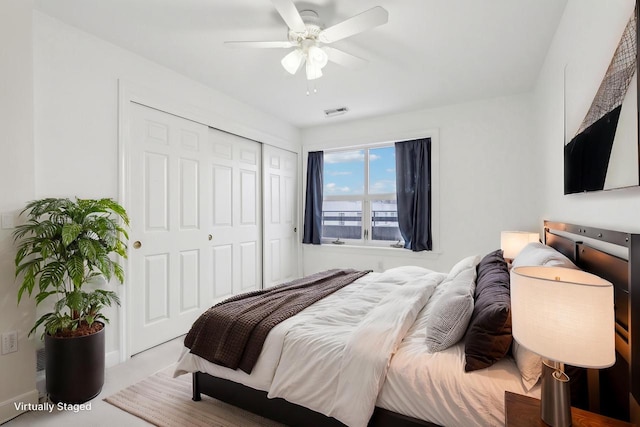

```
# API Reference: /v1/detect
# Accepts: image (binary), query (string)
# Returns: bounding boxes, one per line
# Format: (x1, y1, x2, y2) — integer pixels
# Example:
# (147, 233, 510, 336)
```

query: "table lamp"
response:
(501, 231, 540, 262)
(510, 266, 615, 427)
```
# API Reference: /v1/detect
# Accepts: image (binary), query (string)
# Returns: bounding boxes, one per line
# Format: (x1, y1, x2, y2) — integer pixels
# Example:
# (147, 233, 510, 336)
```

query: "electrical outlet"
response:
(1, 331, 18, 355)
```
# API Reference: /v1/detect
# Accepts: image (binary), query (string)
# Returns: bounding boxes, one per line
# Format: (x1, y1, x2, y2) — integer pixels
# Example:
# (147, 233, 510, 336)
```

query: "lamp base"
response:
(541, 360, 572, 427)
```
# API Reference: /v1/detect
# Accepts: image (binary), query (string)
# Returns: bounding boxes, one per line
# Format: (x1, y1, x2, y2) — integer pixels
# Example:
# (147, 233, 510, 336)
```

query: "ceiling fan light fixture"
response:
(225, 2, 389, 84)
(281, 49, 304, 74)
(305, 62, 323, 80)
(307, 45, 328, 69)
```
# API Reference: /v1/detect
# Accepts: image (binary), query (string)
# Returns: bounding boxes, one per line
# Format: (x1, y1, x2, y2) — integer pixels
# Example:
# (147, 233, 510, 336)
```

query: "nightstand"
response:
(505, 391, 632, 427)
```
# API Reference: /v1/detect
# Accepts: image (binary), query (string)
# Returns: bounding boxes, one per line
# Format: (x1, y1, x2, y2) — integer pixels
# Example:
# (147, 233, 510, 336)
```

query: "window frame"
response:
(321, 143, 402, 248)
(302, 128, 440, 255)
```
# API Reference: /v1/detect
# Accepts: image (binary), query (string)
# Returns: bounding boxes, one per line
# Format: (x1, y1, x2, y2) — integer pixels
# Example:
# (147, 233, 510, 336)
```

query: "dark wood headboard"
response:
(544, 221, 639, 423)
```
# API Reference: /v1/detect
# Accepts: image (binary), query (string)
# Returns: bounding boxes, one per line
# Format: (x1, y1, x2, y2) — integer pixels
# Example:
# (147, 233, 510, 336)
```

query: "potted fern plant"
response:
(14, 198, 129, 403)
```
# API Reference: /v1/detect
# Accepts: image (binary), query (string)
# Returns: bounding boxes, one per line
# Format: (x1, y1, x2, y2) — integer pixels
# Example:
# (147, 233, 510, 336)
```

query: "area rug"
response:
(104, 370, 285, 427)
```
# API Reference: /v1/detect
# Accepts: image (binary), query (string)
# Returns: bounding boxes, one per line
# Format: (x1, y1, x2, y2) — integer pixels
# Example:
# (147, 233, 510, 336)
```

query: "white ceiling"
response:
(34, 0, 568, 129)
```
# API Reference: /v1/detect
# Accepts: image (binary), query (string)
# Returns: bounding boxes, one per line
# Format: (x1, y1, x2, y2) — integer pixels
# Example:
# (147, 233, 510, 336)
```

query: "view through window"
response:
(322, 146, 402, 245)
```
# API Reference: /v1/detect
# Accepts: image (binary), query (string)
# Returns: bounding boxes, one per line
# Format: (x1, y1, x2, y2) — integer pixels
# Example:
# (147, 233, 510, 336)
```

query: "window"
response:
(322, 145, 403, 246)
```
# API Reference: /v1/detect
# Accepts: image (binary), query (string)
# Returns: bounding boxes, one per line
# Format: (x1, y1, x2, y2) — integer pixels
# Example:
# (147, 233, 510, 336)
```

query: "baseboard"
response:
(36, 370, 46, 399)
(105, 350, 120, 369)
(0, 389, 39, 424)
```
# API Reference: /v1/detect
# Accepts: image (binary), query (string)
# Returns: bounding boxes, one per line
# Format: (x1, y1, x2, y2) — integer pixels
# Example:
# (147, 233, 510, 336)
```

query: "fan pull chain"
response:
(305, 81, 319, 96)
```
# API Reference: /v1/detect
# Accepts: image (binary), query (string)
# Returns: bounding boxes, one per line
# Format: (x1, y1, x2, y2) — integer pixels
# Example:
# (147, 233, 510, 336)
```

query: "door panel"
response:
(180, 250, 199, 312)
(180, 159, 199, 229)
(263, 145, 298, 288)
(240, 241, 258, 290)
(130, 103, 209, 354)
(144, 153, 169, 231)
(144, 253, 169, 323)
(208, 129, 262, 299)
(241, 170, 257, 225)
(212, 244, 233, 298)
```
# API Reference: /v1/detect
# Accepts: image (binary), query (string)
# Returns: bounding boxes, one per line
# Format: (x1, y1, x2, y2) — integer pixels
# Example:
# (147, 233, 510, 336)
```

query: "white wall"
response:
(534, 1, 639, 421)
(33, 11, 300, 361)
(301, 93, 542, 274)
(534, 0, 640, 230)
(0, 0, 39, 423)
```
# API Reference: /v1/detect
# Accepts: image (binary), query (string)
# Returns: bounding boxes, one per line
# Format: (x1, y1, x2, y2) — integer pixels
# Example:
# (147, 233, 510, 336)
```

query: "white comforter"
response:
(175, 265, 537, 427)
(267, 268, 444, 427)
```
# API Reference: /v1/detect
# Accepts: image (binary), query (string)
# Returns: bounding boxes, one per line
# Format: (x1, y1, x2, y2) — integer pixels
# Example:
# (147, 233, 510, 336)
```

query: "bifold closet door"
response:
(208, 129, 262, 300)
(128, 103, 261, 354)
(263, 145, 298, 288)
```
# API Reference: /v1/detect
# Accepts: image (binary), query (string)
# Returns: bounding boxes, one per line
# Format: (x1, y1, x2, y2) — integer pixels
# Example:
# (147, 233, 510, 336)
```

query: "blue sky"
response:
(324, 146, 396, 195)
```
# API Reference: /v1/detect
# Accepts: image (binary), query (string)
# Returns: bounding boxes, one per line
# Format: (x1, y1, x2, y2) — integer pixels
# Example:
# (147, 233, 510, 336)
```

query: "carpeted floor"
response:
(104, 370, 286, 427)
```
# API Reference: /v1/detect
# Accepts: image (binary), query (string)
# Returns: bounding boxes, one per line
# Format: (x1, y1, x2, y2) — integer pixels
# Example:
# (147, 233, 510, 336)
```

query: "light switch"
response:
(1, 213, 14, 229)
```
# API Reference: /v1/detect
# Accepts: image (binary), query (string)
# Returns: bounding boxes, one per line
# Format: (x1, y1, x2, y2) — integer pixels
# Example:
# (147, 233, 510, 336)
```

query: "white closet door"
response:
(129, 103, 210, 354)
(263, 145, 299, 288)
(128, 104, 262, 354)
(208, 129, 262, 299)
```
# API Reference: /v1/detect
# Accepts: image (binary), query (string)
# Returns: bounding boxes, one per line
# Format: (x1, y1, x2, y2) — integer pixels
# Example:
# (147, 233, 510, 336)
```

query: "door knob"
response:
(133, 241, 142, 249)
(208, 234, 213, 241)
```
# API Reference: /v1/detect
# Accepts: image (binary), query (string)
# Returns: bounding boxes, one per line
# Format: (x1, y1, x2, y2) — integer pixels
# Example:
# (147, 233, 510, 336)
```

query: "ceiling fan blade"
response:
(323, 47, 368, 69)
(224, 41, 295, 49)
(319, 6, 389, 44)
(271, 0, 307, 33)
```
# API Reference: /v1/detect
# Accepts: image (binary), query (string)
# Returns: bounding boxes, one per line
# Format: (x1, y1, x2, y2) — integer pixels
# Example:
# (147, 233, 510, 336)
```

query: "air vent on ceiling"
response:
(324, 107, 349, 118)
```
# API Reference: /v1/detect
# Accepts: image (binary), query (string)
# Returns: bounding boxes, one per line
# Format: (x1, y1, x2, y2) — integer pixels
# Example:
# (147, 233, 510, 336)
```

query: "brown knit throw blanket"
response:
(184, 269, 370, 373)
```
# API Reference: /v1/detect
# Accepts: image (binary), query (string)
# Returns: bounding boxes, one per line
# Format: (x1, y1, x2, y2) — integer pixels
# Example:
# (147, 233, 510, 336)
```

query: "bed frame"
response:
(544, 221, 639, 423)
(190, 221, 639, 426)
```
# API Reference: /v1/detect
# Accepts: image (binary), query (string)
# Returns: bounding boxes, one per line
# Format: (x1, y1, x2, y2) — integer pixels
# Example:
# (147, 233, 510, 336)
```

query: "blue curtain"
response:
(395, 138, 432, 251)
(303, 151, 323, 244)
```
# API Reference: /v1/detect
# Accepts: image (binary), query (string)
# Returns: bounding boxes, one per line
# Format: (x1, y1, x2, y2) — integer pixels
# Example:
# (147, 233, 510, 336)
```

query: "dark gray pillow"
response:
(425, 268, 476, 352)
(464, 249, 512, 372)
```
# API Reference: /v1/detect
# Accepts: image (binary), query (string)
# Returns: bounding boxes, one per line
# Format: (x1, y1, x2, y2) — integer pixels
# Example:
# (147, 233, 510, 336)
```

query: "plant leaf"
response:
(38, 261, 66, 293)
(35, 291, 58, 305)
(66, 255, 85, 288)
(62, 223, 82, 247)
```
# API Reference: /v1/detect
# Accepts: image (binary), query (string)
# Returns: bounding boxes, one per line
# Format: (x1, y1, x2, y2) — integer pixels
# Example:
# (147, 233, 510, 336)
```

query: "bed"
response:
(174, 221, 640, 426)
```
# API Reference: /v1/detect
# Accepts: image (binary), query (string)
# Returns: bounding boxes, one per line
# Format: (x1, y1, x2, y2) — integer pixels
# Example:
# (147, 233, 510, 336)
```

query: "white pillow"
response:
(382, 265, 434, 276)
(445, 255, 481, 282)
(425, 267, 476, 352)
(511, 242, 578, 269)
(512, 340, 543, 391)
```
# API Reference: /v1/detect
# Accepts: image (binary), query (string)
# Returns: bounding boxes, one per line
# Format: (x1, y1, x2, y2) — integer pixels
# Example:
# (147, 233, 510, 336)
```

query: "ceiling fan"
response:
(224, 0, 389, 81)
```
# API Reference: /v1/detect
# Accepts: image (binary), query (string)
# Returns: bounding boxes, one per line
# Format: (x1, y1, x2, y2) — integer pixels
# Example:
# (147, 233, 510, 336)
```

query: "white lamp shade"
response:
(510, 266, 615, 368)
(281, 49, 304, 74)
(305, 61, 323, 80)
(307, 45, 329, 68)
(501, 231, 539, 259)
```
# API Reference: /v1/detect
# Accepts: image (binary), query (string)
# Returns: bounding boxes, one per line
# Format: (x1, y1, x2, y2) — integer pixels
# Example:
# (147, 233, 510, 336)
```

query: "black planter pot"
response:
(44, 324, 105, 404)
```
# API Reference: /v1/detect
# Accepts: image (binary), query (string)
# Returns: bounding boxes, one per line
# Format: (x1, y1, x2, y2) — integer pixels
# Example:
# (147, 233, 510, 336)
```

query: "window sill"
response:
(303, 243, 441, 259)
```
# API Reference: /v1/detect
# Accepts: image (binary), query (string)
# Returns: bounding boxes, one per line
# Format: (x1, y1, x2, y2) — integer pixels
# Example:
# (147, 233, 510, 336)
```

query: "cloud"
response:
(385, 168, 395, 173)
(328, 171, 352, 176)
(370, 180, 396, 193)
(325, 183, 353, 194)
(369, 154, 381, 161)
(324, 151, 364, 164)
